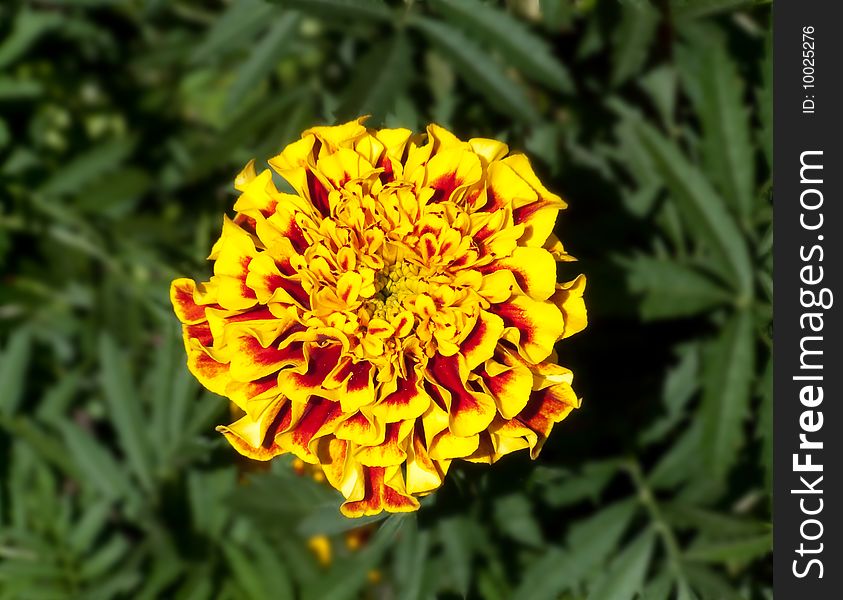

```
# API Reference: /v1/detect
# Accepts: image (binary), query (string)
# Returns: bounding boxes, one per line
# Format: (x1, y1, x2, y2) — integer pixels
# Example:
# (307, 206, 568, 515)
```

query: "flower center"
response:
(366, 261, 426, 320)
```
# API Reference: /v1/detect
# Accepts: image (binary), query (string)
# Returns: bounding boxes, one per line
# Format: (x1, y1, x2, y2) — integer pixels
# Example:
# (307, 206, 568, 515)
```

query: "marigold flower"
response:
(170, 118, 587, 517)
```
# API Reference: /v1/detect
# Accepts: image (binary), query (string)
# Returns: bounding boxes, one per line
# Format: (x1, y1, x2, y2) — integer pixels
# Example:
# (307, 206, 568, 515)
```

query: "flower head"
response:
(171, 118, 587, 517)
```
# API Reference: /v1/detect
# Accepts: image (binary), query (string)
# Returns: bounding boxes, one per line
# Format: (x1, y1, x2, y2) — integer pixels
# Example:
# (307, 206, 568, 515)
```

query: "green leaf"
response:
(511, 547, 570, 600)
(648, 422, 702, 490)
(0, 117, 9, 149)
(191, 0, 276, 64)
(636, 122, 753, 296)
(99, 333, 154, 491)
(336, 34, 413, 123)
(493, 494, 543, 547)
(55, 421, 135, 501)
(757, 353, 773, 497)
(411, 16, 540, 124)
(758, 29, 772, 171)
(81, 535, 131, 581)
(626, 256, 732, 320)
(538, 460, 620, 507)
(188, 468, 238, 539)
(639, 343, 700, 445)
(301, 515, 407, 600)
(268, 0, 392, 21)
(0, 8, 62, 69)
(296, 505, 387, 537)
(68, 500, 113, 553)
(187, 89, 306, 182)
(0, 328, 32, 415)
(225, 13, 300, 111)
(0, 77, 42, 100)
(685, 533, 771, 564)
(638, 66, 678, 128)
(513, 499, 639, 599)
(567, 499, 640, 573)
(430, 0, 573, 93)
(437, 516, 473, 596)
(37, 373, 84, 419)
(539, 0, 575, 30)
(587, 529, 655, 600)
(640, 570, 675, 600)
(678, 36, 755, 219)
(224, 546, 266, 599)
(392, 519, 431, 600)
(246, 535, 296, 600)
(671, 0, 771, 20)
(75, 168, 151, 218)
(683, 565, 744, 600)
(610, 1, 659, 87)
(227, 469, 336, 523)
(0, 415, 80, 476)
(39, 139, 135, 198)
(662, 503, 768, 538)
(699, 310, 755, 479)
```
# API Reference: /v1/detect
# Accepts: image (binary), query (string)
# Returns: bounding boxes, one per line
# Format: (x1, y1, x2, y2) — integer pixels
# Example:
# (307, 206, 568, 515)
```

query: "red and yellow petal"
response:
(479, 354, 533, 420)
(355, 420, 413, 467)
(171, 278, 212, 324)
(216, 400, 289, 461)
(276, 342, 343, 403)
(552, 275, 588, 339)
(460, 311, 505, 370)
(371, 367, 429, 423)
(340, 466, 419, 517)
(493, 295, 565, 364)
(482, 247, 558, 301)
(516, 382, 580, 458)
(405, 427, 450, 495)
(428, 354, 496, 438)
(276, 397, 345, 463)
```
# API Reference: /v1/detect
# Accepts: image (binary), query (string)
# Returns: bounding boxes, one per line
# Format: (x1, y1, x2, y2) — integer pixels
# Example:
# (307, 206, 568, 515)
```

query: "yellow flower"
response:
(170, 118, 587, 517)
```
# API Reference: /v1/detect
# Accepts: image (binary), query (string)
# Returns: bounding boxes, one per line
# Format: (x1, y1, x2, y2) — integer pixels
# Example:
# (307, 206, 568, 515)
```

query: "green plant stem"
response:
(626, 458, 691, 597)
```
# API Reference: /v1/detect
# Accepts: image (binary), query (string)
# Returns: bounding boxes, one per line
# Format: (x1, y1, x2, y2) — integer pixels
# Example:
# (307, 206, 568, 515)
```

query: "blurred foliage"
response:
(0, 0, 772, 598)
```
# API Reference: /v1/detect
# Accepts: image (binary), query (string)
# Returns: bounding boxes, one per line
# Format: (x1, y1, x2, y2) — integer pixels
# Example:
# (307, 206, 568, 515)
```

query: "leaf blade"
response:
(636, 122, 753, 296)
(0, 328, 32, 415)
(411, 16, 541, 124)
(268, 0, 392, 21)
(678, 35, 755, 219)
(699, 309, 755, 479)
(99, 333, 155, 491)
(430, 0, 573, 93)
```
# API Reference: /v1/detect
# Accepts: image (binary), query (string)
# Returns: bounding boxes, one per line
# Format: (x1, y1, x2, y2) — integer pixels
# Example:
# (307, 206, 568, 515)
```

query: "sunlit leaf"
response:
(268, 0, 392, 20)
(191, 0, 276, 64)
(430, 0, 573, 93)
(587, 529, 655, 600)
(226, 13, 300, 111)
(0, 8, 62, 69)
(699, 309, 755, 479)
(411, 16, 541, 123)
(611, 1, 659, 87)
(678, 34, 755, 219)
(625, 256, 732, 320)
(100, 333, 155, 491)
(636, 122, 754, 296)
(39, 139, 135, 198)
(0, 328, 32, 415)
(336, 34, 413, 123)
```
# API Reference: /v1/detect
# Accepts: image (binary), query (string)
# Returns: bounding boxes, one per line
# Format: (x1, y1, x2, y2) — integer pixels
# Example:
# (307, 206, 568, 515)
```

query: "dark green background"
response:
(0, 0, 772, 598)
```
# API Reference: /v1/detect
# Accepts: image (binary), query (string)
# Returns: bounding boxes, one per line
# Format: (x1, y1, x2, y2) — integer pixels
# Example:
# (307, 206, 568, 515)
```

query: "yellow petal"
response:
(460, 311, 505, 370)
(552, 275, 588, 339)
(485, 246, 557, 301)
(493, 295, 564, 364)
